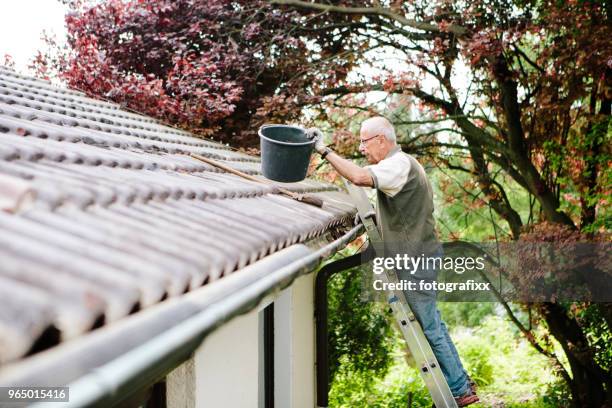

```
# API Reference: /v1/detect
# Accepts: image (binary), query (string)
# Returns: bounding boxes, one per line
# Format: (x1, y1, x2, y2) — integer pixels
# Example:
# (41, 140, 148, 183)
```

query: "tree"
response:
(268, 1, 611, 405)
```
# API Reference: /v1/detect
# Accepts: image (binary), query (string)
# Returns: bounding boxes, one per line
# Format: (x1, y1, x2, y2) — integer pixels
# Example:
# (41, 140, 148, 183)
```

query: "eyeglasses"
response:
(359, 134, 382, 147)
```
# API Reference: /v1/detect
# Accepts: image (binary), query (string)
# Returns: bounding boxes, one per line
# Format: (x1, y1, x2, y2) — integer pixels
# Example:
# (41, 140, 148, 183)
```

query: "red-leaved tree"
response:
(35, 0, 341, 144)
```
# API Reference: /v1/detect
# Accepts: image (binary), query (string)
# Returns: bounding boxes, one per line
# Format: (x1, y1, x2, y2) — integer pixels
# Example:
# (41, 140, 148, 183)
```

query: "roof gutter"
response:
(0, 224, 362, 408)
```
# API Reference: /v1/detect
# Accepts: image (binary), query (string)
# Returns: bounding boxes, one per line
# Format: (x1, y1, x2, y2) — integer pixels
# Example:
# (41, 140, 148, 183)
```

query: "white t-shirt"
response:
(365, 150, 411, 197)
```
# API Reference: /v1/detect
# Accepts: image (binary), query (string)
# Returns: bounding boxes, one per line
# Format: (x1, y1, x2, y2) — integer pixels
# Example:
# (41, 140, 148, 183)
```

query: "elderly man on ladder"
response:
(306, 117, 479, 407)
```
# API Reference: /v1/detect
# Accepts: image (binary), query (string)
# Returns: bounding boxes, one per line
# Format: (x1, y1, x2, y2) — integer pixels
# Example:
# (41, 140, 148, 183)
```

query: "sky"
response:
(0, 1, 68, 74)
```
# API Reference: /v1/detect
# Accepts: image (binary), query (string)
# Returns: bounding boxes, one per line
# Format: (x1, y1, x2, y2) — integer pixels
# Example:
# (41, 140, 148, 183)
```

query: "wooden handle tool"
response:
(190, 154, 324, 208)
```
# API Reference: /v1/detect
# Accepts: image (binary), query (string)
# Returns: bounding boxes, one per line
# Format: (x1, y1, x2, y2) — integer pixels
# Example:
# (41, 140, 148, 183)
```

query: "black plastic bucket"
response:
(259, 124, 315, 182)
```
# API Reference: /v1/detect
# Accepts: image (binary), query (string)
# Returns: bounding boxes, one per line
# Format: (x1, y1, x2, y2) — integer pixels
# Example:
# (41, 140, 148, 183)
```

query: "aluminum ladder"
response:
(346, 182, 458, 408)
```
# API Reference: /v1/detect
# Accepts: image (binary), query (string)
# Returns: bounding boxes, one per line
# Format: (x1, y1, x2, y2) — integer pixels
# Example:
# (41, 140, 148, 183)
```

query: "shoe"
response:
(455, 390, 479, 407)
(468, 377, 477, 394)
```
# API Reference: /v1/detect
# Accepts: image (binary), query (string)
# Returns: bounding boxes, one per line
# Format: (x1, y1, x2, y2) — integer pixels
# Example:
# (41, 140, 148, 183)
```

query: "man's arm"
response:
(305, 128, 373, 187)
(324, 150, 373, 187)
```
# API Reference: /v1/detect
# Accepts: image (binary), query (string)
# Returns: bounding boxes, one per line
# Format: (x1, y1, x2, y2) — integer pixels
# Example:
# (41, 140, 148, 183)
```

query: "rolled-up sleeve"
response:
(365, 153, 410, 197)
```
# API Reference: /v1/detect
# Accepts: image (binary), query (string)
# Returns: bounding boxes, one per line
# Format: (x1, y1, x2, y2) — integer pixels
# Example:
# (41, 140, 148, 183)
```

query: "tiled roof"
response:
(0, 67, 355, 366)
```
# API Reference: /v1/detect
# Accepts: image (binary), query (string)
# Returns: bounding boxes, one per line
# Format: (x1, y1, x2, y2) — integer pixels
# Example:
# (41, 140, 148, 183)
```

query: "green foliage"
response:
(453, 316, 564, 404)
(456, 336, 495, 387)
(431, 167, 533, 241)
(539, 379, 573, 408)
(543, 118, 612, 231)
(438, 302, 496, 328)
(330, 310, 567, 407)
(328, 263, 395, 381)
(329, 344, 430, 407)
(573, 304, 612, 371)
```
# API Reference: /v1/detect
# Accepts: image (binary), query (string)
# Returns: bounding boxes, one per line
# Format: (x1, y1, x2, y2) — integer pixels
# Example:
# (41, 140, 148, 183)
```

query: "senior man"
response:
(306, 117, 479, 407)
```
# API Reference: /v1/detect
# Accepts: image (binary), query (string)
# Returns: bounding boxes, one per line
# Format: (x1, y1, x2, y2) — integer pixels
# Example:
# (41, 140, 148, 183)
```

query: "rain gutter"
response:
(0, 224, 363, 408)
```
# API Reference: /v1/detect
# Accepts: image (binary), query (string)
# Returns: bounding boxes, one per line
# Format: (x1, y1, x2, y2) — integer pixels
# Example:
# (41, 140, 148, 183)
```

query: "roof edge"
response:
(0, 224, 363, 407)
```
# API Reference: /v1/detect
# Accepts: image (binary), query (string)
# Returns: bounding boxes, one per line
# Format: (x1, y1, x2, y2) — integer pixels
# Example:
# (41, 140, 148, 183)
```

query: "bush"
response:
(327, 264, 395, 382)
(329, 351, 431, 408)
(459, 341, 495, 387)
(453, 315, 562, 404)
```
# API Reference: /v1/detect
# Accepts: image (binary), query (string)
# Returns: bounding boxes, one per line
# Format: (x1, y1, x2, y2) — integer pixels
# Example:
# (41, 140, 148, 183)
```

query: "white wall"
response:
(274, 273, 316, 408)
(166, 357, 196, 408)
(195, 310, 260, 408)
(167, 272, 316, 408)
(167, 309, 260, 408)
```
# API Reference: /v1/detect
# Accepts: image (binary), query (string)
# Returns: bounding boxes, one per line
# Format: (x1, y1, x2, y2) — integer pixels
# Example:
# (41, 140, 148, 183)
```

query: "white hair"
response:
(361, 116, 396, 143)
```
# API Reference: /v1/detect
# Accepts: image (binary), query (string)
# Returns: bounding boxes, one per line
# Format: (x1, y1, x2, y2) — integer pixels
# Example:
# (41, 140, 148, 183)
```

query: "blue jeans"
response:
(395, 247, 470, 397)
(404, 296, 470, 397)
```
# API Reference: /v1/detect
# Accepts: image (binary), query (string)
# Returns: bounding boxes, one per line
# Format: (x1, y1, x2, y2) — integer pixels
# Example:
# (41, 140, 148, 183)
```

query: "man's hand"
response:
(305, 127, 326, 154)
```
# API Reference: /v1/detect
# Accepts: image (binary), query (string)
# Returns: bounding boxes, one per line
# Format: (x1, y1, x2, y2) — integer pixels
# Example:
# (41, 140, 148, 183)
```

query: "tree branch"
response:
(512, 44, 545, 73)
(492, 54, 575, 227)
(270, 0, 468, 36)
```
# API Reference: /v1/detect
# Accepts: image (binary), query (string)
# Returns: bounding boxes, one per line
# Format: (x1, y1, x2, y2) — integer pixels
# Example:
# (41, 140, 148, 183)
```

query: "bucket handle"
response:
(259, 123, 303, 130)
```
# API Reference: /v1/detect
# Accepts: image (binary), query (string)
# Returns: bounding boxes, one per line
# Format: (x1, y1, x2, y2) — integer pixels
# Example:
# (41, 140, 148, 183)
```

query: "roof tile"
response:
(0, 68, 356, 366)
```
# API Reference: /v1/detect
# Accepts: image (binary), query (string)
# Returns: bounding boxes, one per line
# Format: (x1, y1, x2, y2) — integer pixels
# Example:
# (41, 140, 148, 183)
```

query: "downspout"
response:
(0, 224, 362, 408)
(263, 303, 274, 408)
(315, 244, 374, 408)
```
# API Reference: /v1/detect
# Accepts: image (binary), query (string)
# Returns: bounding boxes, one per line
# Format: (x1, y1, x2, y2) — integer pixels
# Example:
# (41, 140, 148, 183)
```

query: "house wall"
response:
(166, 272, 316, 408)
(167, 309, 260, 408)
(166, 357, 196, 408)
(274, 273, 316, 408)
